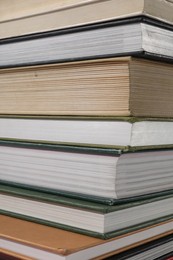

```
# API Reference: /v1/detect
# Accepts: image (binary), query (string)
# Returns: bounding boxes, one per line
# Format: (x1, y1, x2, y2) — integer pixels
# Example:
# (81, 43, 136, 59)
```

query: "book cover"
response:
(0, 215, 172, 259)
(0, 183, 172, 239)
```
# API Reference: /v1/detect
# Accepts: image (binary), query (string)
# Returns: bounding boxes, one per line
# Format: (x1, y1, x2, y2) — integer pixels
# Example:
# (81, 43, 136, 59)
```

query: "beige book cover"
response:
(0, 215, 172, 259)
(0, 57, 172, 117)
(0, 0, 173, 39)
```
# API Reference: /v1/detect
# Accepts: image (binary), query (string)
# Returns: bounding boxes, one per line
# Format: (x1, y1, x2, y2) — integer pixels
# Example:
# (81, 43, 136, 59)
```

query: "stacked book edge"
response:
(0, 0, 173, 259)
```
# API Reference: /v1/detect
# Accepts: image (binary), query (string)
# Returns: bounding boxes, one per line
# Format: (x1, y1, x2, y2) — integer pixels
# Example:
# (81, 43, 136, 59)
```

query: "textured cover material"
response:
(0, 0, 173, 39)
(0, 215, 172, 258)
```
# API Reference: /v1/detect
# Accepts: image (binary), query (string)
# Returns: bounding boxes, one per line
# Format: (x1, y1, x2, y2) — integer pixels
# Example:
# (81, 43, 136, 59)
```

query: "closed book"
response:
(0, 57, 173, 117)
(0, 0, 173, 39)
(1, 117, 173, 149)
(0, 140, 173, 201)
(0, 183, 172, 238)
(0, 17, 173, 68)
(106, 234, 173, 260)
(0, 215, 172, 260)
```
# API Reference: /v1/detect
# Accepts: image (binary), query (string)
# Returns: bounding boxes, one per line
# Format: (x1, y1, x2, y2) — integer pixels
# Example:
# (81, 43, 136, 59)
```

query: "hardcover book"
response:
(1, 117, 173, 149)
(0, 140, 173, 201)
(106, 234, 173, 260)
(0, 0, 173, 39)
(0, 183, 172, 238)
(0, 215, 172, 260)
(0, 18, 173, 68)
(0, 57, 173, 117)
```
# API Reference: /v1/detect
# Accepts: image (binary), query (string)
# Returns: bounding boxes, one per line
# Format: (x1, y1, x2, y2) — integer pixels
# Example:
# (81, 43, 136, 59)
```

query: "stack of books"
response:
(0, 0, 173, 259)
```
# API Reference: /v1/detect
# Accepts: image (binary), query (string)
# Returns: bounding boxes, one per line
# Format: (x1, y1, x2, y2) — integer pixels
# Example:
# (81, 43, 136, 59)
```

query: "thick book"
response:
(0, 215, 172, 260)
(0, 57, 173, 117)
(0, 0, 173, 39)
(0, 140, 173, 201)
(1, 117, 173, 149)
(0, 183, 172, 238)
(106, 234, 173, 260)
(0, 17, 173, 68)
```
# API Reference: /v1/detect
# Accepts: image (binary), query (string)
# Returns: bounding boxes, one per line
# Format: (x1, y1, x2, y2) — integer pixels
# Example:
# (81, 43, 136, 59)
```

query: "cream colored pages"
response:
(2, 0, 173, 24)
(144, 0, 173, 24)
(0, 57, 173, 117)
(0, 0, 173, 39)
(0, 0, 94, 22)
(0, 58, 130, 116)
(0, 0, 143, 39)
(129, 58, 173, 117)
(0, 0, 143, 22)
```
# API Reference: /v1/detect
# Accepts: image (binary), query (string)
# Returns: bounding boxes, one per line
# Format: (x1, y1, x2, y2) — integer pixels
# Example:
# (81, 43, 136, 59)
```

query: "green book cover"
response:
(0, 140, 172, 205)
(0, 183, 172, 239)
(1, 116, 173, 151)
(1, 183, 173, 213)
(1, 210, 171, 240)
(1, 180, 173, 206)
